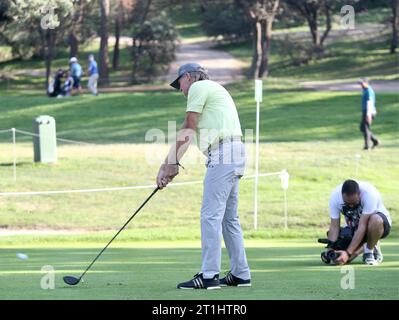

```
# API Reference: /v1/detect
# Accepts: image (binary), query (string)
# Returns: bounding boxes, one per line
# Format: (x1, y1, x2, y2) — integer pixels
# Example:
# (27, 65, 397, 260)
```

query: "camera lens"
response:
(327, 251, 338, 260)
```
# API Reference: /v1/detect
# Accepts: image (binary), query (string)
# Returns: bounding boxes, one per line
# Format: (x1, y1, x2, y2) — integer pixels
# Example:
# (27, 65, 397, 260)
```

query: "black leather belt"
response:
(207, 136, 242, 152)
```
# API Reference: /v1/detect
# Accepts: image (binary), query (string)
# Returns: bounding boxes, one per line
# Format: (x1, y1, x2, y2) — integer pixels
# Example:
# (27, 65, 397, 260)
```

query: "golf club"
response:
(63, 186, 160, 286)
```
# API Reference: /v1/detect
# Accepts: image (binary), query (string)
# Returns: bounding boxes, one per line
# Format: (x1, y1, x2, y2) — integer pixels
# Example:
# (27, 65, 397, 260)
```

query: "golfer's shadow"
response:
(57, 281, 90, 290)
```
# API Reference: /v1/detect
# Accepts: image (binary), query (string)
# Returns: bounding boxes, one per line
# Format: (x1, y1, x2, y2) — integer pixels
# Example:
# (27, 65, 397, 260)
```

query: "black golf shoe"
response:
(220, 271, 251, 287)
(372, 139, 380, 149)
(177, 273, 220, 290)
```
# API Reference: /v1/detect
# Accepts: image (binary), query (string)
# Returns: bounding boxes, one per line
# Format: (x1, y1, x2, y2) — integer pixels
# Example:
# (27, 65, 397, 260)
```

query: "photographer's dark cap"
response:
(170, 63, 207, 90)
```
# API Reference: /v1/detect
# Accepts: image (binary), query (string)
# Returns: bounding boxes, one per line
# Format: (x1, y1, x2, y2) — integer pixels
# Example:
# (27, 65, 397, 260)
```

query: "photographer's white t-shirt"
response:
(329, 181, 392, 227)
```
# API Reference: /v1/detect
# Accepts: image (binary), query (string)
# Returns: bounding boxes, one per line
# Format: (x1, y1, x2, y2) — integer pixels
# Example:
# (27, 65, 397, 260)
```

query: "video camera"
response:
(318, 227, 353, 264)
(318, 239, 341, 261)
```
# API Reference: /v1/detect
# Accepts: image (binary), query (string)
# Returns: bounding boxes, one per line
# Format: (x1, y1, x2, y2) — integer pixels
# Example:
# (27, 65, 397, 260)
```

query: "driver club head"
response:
(62, 188, 159, 288)
(63, 276, 81, 286)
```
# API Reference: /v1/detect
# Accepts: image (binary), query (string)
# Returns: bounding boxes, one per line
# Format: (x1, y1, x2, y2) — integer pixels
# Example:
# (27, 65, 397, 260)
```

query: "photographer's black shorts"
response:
(362, 212, 391, 242)
(376, 212, 391, 239)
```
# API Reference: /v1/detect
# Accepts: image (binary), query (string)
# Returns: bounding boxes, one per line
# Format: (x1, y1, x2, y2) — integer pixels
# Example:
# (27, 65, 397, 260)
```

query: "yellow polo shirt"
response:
(186, 80, 243, 152)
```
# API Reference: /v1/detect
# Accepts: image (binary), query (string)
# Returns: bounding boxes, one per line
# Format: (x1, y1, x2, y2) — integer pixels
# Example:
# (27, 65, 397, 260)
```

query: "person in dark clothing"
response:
(48, 69, 65, 97)
(359, 78, 380, 150)
(62, 71, 74, 97)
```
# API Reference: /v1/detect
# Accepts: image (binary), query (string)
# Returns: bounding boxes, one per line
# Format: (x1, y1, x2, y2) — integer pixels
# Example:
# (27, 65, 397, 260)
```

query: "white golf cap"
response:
(69, 57, 78, 63)
(358, 77, 369, 84)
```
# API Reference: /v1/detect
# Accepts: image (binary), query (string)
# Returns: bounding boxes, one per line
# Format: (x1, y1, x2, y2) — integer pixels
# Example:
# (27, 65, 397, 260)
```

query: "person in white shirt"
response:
(328, 179, 392, 265)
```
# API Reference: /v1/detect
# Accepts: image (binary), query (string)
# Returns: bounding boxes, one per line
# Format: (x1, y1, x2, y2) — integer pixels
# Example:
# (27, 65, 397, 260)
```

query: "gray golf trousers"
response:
(200, 140, 251, 280)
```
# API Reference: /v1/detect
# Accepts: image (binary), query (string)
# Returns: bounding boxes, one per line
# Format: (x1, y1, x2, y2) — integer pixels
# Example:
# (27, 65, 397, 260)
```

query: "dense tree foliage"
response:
(131, 13, 179, 83)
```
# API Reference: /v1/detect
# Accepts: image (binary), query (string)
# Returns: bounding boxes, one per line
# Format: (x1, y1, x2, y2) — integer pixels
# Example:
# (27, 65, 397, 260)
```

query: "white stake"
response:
(284, 189, 288, 230)
(254, 80, 262, 230)
(12, 128, 16, 182)
(280, 169, 289, 230)
(254, 100, 260, 230)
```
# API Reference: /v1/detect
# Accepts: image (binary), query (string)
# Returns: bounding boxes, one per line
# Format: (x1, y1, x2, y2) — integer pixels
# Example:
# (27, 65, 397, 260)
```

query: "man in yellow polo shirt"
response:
(156, 63, 251, 290)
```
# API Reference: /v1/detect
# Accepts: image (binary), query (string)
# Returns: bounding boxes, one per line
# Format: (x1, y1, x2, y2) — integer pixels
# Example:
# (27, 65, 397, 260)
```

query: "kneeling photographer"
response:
(320, 180, 392, 266)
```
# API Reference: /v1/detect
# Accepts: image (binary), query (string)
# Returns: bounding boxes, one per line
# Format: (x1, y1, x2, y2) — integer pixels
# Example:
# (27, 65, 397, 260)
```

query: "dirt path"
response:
(96, 39, 246, 93)
(300, 80, 399, 93)
(165, 40, 246, 86)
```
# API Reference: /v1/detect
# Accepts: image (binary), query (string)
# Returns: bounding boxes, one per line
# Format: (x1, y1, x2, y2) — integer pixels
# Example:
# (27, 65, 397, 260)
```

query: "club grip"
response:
(318, 238, 329, 244)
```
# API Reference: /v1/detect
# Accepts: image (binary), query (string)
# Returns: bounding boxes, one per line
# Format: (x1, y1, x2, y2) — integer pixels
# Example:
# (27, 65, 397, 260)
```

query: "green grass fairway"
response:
(0, 239, 398, 300)
(0, 86, 398, 236)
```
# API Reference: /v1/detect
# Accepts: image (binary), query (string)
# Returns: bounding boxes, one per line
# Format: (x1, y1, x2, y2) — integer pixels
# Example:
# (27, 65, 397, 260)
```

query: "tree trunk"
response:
(391, 0, 399, 53)
(131, 37, 143, 84)
(69, 0, 85, 58)
(249, 21, 262, 79)
(38, 27, 47, 91)
(45, 30, 56, 93)
(68, 32, 79, 58)
(259, 0, 280, 78)
(113, 16, 121, 70)
(200, 0, 208, 14)
(45, 47, 51, 92)
(99, 0, 110, 85)
(113, 1, 124, 70)
(286, 0, 330, 56)
(320, 1, 332, 53)
(259, 20, 272, 78)
(140, 0, 152, 25)
(244, 0, 279, 79)
(308, 16, 321, 51)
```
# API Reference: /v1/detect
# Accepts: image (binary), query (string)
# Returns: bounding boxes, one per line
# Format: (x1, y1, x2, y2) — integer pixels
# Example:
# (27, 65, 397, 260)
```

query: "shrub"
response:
(131, 14, 179, 83)
(200, 1, 251, 43)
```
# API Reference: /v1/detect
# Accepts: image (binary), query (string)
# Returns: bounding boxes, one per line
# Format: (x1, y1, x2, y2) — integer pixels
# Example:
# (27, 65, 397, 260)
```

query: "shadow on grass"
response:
(0, 162, 31, 167)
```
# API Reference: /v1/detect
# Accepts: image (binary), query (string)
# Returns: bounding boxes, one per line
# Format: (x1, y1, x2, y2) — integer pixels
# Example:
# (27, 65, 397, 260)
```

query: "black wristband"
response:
(171, 162, 185, 170)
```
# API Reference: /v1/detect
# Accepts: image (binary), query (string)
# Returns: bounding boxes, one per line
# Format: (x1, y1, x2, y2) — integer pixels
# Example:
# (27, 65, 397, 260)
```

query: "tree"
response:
(285, 0, 333, 56)
(239, 0, 280, 79)
(99, 0, 110, 85)
(200, 0, 252, 43)
(390, 0, 399, 53)
(68, 1, 84, 57)
(111, 0, 152, 71)
(112, 0, 124, 70)
(1, 0, 75, 90)
(67, 0, 98, 58)
(130, 0, 152, 25)
(131, 13, 178, 83)
(0, 1, 100, 90)
(0, 0, 11, 24)
(111, 0, 138, 70)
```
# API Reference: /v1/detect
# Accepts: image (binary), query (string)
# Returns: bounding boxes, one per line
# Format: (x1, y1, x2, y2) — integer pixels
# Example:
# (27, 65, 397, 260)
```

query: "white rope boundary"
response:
(0, 171, 284, 196)
(13, 129, 91, 145)
(0, 128, 91, 145)
(1, 127, 289, 229)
